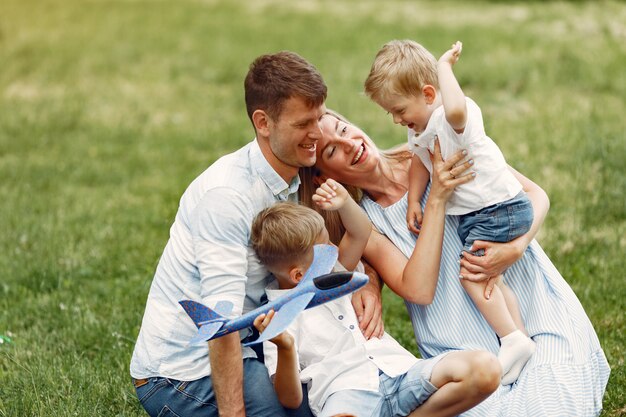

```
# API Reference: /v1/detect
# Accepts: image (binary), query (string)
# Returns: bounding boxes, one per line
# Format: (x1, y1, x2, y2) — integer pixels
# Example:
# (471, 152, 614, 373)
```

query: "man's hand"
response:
(351, 276, 384, 339)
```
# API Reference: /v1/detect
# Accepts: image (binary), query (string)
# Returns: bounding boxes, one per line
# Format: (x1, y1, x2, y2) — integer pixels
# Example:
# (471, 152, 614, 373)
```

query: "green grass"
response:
(1, 0, 624, 415)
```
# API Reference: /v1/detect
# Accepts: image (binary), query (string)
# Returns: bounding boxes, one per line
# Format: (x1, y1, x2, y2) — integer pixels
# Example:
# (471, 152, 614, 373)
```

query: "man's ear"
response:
(252, 109, 271, 138)
(422, 85, 437, 105)
(289, 267, 305, 285)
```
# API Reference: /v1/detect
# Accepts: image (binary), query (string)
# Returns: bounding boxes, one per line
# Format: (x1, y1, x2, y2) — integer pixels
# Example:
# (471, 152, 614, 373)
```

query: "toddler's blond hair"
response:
(364, 40, 439, 104)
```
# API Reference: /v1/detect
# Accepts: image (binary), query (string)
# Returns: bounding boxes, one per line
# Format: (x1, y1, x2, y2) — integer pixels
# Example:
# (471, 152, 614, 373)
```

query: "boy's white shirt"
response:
(409, 97, 522, 215)
(262, 262, 419, 416)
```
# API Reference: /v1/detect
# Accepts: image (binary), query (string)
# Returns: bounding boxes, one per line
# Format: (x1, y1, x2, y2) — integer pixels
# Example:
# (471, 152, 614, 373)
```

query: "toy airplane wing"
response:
(299, 244, 338, 285)
(188, 321, 223, 346)
(179, 299, 234, 345)
(243, 291, 315, 346)
(179, 299, 233, 328)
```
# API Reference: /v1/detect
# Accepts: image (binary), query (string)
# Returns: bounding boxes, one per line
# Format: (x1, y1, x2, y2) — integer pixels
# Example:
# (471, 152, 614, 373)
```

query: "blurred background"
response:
(0, 0, 624, 415)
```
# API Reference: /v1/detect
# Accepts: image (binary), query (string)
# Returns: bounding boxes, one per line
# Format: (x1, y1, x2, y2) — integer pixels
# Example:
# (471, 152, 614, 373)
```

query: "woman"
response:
(299, 110, 610, 416)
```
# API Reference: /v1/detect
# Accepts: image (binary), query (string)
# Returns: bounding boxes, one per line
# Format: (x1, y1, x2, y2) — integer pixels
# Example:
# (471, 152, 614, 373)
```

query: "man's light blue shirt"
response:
(130, 140, 300, 381)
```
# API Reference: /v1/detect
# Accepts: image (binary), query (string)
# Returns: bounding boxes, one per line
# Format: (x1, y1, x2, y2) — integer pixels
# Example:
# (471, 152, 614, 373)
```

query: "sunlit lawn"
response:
(0, 1, 624, 415)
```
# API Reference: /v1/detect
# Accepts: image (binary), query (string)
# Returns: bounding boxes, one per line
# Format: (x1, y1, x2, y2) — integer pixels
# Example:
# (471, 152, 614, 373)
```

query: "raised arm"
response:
(312, 178, 372, 271)
(438, 41, 467, 133)
(460, 166, 550, 282)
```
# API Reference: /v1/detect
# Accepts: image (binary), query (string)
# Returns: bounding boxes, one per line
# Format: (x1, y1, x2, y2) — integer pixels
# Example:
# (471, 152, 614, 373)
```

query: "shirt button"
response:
(368, 356, 374, 360)
(349, 325, 355, 330)
(338, 315, 344, 320)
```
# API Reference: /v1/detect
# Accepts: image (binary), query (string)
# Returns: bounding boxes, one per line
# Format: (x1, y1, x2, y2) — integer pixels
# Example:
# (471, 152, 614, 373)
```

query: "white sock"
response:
(497, 330, 536, 385)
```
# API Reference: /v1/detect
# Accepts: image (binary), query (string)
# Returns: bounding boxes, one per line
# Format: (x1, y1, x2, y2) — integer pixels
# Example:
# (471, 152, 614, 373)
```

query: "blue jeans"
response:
(457, 192, 534, 255)
(318, 354, 445, 417)
(134, 358, 313, 417)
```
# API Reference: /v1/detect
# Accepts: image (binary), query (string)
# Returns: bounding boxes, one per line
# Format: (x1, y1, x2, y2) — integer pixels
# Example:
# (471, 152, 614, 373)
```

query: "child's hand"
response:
(253, 309, 294, 349)
(439, 41, 462, 66)
(312, 178, 349, 211)
(406, 201, 423, 234)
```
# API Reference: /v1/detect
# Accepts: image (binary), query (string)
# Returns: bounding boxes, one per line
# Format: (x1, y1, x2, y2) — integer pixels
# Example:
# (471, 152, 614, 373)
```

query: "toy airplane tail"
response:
(179, 300, 233, 345)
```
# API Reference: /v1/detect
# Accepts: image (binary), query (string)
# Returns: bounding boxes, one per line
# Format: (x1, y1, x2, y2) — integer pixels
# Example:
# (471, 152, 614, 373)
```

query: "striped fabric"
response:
(361, 189, 610, 416)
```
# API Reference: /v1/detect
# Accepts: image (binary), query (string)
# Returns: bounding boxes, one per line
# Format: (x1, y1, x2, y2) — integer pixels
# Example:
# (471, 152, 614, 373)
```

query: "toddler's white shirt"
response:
(409, 97, 521, 215)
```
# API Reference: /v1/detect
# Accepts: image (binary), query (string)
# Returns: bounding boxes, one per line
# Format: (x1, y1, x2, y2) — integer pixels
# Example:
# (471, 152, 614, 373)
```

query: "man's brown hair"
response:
(244, 51, 327, 123)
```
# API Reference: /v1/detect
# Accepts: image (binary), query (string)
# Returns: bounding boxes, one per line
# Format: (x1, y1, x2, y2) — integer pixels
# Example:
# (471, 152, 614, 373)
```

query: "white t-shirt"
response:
(409, 97, 522, 215)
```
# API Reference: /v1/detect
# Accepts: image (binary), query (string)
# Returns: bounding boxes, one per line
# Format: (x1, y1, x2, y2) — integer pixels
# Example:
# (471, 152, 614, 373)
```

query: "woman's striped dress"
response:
(361, 191, 610, 416)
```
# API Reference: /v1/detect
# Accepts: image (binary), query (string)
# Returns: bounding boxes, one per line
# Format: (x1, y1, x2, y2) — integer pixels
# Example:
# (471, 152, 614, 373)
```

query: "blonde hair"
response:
(364, 40, 439, 104)
(251, 202, 326, 269)
(298, 109, 412, 244)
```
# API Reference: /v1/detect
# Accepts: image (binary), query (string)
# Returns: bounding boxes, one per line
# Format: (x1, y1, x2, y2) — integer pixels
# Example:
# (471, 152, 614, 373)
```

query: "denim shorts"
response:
(317, 354, 446, 417)
(133, 358, 312, 417)
(457, 192, 534, 254)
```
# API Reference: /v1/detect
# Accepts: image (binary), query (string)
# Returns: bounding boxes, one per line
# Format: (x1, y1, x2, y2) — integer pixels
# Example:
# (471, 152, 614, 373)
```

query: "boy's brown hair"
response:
(251, 202, 326, 269)
(364, 40, 439, 104)
(244, 51, 327, 124)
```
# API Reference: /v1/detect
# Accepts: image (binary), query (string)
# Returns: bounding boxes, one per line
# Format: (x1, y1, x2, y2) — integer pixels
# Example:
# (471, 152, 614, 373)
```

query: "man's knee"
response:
(243, 359, 289, 417)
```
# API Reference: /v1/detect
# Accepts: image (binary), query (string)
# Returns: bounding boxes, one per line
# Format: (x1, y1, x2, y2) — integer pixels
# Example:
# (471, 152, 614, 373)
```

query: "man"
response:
(130, 51, 382, 417)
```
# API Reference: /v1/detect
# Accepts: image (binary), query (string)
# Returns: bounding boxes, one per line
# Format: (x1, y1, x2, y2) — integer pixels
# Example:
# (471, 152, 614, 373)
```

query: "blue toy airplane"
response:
(179, 244, 369, 346)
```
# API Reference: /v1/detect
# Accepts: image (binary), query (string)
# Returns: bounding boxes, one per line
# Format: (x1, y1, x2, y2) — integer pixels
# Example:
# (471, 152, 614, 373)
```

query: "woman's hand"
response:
(428, 137, 474, 203)
(460, 239, 524, 283)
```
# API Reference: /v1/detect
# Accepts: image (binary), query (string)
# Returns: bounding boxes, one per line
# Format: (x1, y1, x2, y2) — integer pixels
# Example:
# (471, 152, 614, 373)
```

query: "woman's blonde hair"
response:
(251, 201, 326, 269)
(364, 40, 439, 104)
(298, 109, 411, 244)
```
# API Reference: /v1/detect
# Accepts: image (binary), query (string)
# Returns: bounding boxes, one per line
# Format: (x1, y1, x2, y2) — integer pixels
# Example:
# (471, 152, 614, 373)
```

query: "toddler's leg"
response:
(461, 277, 535, 385)
(409, 351, 500, 417)
(499, 281, 527, 335)
(460, 275, 517, 337)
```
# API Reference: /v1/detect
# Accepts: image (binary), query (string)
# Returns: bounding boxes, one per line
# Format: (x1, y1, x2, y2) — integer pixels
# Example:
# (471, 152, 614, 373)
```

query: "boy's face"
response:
(377, 92, 434, 135)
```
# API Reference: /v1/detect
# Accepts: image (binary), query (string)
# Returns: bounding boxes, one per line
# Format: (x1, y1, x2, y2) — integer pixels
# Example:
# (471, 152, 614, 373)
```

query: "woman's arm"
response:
(460, 165, 550, 283)
(364, 140, 475, 304)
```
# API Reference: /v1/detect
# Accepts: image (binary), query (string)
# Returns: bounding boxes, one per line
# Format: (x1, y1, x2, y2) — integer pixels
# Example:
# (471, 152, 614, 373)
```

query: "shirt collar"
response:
(250, 139, 301, 200)
(265, 277, 293, 301)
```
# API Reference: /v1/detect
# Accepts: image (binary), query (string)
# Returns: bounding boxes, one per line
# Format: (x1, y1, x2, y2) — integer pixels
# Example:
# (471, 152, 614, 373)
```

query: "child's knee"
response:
(467, 351, 501, 394)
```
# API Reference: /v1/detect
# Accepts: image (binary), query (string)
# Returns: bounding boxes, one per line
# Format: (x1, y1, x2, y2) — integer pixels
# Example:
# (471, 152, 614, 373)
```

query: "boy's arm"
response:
(253, 311, 302, 409)
(407, 155, 430, 233)
(438, 41, 467, 133)
(313, 178, 371, 271)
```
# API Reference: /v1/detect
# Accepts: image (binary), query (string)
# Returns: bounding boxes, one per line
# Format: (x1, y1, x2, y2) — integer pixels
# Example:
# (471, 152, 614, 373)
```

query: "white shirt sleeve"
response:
(188, 186, 255, 317)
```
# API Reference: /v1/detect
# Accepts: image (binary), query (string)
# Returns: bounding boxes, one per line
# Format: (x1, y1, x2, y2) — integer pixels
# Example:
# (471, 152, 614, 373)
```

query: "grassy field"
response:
(0, 0, 624, 415)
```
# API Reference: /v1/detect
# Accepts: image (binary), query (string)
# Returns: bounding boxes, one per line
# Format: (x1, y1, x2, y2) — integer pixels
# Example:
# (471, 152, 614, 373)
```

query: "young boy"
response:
(364, 39, 536, 385)
(250, 178, 500, 417)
